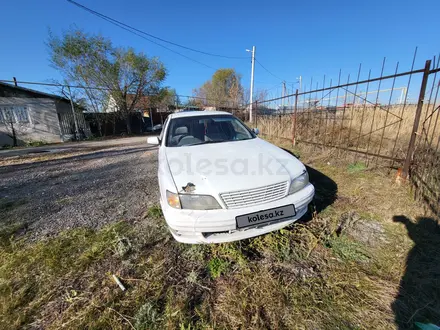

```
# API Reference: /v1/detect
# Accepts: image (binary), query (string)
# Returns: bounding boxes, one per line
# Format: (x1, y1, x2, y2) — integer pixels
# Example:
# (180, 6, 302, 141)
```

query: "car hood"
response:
(164, 138, 305, 195)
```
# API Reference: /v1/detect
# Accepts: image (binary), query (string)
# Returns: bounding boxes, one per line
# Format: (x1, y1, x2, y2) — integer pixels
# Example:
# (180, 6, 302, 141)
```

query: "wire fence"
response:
(254, 57, 440, 217)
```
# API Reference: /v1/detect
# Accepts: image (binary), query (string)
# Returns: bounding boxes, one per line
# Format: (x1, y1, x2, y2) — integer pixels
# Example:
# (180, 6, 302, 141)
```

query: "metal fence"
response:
(254, 56, 440, 217)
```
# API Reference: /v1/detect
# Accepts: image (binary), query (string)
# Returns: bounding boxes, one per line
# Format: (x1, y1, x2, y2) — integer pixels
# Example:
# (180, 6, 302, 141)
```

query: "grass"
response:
(207, 257, 230, 279)
(347, 162, 367, 173)
(1, 140, 50, 149)
(25, 140, 48, 147)
(256, 103, 440, 164)
(0, 146, 438, 329)
(327, 235, 370, 262)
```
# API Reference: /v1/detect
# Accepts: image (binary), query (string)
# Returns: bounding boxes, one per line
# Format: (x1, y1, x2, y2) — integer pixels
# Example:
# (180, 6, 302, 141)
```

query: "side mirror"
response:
(147, 136, 160, 145)
(253, 128, 260, 135)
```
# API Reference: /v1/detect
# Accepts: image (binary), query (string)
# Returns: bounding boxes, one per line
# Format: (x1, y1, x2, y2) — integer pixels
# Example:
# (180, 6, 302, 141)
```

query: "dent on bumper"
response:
(161, 183, 314, 244)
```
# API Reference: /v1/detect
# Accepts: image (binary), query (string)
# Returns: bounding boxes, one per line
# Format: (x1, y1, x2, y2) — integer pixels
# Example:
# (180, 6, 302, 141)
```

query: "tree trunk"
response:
(125, 114, 132, 135)
(103, 118, 107, 136)
(139, 113, 142, 133)
(11, 122, 17, 147)
(95, 113, 103, 137)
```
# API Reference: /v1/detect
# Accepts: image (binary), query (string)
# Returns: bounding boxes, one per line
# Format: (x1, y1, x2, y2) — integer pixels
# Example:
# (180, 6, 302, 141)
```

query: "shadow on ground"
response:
(305, 165, 338, 214)
(281, 147, 338, 219)
(0, 145, 157, 173)
(392, 215, 440, 329)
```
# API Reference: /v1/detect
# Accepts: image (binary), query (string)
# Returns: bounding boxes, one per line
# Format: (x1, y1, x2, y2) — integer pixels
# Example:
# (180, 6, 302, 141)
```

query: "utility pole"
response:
(66, 85, 79, 140)
(247, 46, 256, 123)
(281, 81, 286, 112)
(296, 76, 302, 93)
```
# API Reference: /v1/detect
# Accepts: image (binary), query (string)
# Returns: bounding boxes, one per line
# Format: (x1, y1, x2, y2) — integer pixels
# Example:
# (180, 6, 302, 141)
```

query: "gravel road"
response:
(0, 137, 160, 240)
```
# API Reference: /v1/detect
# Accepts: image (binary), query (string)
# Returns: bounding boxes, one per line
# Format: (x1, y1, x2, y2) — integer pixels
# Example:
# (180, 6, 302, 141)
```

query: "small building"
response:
(0, 82, 90, 146)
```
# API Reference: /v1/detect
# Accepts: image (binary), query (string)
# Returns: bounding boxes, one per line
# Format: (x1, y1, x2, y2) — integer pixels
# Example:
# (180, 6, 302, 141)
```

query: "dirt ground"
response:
(0, 137, 160, 239)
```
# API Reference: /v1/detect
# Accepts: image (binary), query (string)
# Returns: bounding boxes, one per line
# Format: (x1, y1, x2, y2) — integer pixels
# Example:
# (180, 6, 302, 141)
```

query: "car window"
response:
(165, 115, 254, 147)
(231, 120, 251, 138)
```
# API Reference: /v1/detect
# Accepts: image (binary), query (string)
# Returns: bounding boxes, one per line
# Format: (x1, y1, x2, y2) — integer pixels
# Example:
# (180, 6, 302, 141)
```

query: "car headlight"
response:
(179, 194, 221, 210)
(288, 171, 309, 195)
(166, 190, 221, 210)
(166, 190, 181, 209)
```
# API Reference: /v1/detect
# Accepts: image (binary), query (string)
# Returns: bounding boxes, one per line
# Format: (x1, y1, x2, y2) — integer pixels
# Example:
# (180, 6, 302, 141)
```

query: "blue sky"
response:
(1, 0, 439, 100)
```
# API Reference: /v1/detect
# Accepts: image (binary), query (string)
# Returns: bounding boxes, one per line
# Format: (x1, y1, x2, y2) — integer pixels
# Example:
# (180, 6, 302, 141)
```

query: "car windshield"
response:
(165, 115, 255, 147)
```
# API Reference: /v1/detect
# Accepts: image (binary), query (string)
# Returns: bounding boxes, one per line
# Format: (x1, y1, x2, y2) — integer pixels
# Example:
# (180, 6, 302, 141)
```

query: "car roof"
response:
(169, 110, 233, 119)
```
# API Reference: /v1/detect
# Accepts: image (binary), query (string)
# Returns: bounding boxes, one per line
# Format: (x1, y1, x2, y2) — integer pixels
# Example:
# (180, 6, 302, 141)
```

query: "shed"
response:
(0, 82, 90, 146)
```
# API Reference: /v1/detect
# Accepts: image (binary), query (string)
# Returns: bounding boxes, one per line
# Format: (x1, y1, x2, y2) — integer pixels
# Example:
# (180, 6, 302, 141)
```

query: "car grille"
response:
(220, 181, 289, 209)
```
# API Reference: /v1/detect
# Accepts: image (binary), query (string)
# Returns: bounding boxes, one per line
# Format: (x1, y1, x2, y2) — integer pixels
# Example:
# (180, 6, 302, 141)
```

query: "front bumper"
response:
(161, 183, 315, 244)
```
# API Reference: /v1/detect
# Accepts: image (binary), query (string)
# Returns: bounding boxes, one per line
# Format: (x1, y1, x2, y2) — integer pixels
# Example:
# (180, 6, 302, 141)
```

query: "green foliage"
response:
(111, 48, 166, 112)
(207, 257, 230, 279)
(48, 28, 167, 132)
(182, 244, 207, 261)
(210, 242, 248, 266)
(148, 87, 179, 110)
(146, 204, 163, 219)
(0, 222, 26, 249)
(185, 270, 199, 284)
(134, 302, 163, 330)
(194, 68, 243, 107)
(179, 323, 196, 330)
(327, 235, 370, 262)
(347, 162, 367, 173)
(250, 229, 295, 261)
(25, 140, 47, 147)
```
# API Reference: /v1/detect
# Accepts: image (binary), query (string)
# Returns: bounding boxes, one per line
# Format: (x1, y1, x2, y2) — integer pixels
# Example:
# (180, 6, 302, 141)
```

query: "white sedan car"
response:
(147, 111, 314, 244)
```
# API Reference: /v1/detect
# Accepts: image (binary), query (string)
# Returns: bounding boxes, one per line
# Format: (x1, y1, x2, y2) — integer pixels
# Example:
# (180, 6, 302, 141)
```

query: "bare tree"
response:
(255, 89, 269, 103)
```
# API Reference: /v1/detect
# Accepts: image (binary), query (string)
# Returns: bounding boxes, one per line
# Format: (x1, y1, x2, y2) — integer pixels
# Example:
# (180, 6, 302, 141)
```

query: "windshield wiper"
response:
(186, 140, 226, 146)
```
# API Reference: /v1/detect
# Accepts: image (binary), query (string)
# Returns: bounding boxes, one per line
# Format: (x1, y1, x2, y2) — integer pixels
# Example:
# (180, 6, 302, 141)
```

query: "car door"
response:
(157, 116, 170, 202)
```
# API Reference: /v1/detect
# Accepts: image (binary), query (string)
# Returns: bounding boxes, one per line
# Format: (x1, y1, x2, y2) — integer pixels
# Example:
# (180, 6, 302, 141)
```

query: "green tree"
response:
(149, 87, 179, 111)
(48, 29, 166, 134)
(110, 48, 166, 133)
(194, 69, 244, 109)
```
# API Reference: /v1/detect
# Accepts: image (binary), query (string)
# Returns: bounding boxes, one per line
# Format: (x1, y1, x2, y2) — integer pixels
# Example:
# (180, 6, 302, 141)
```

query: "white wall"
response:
(0, 97, 62, 146)
(104, 95, 118, 113)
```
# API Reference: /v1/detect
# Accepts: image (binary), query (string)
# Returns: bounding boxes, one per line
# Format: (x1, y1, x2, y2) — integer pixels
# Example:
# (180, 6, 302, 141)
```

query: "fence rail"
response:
(254, 56, 440, 217)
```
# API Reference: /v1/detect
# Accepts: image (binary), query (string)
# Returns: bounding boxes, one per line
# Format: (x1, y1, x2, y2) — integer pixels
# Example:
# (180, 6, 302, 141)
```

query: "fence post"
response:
(402, 59, 432, 178)
(292, 89, 299, 146)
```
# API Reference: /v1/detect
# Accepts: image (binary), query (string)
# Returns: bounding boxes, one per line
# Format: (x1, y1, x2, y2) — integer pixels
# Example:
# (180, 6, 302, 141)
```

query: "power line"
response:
(67, 0, 247, 61)
(1, 79, 109, 91)
(0, 79, 231, 104)
(66, 0, 215, 69)
(255, 58, 291, 83)
(264, 82, 283, 92)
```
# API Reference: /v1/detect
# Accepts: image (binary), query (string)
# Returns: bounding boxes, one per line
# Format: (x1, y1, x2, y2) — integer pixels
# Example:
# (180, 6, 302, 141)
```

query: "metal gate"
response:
(58, 111, 90, 141)
(411, 58, 440, 216)
(254, 55, 440, 217)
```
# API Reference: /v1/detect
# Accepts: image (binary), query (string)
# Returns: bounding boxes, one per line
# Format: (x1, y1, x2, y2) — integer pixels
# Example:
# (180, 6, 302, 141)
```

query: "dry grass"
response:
(1, 140, 439, 329)
(257, 103, 440, 162)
